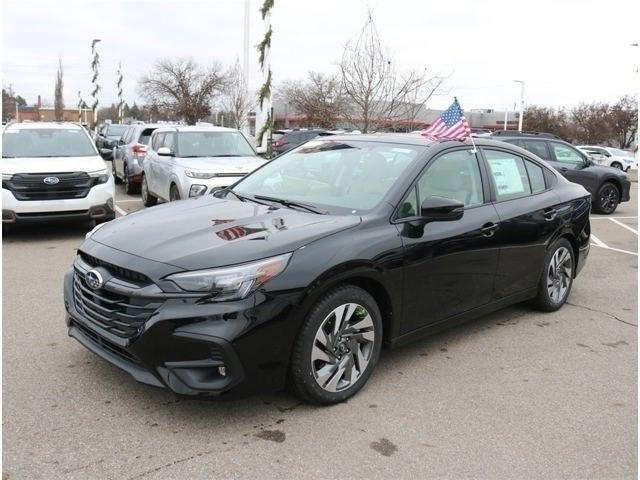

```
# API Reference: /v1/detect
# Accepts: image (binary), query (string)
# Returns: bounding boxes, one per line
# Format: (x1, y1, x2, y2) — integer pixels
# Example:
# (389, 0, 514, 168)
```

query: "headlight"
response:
(189, 184, 208, 197)
(88, 169, 110, 185)
(2, 173, 13, 181)
(166, 253, 292, 300)
(185, 169, 217, 179)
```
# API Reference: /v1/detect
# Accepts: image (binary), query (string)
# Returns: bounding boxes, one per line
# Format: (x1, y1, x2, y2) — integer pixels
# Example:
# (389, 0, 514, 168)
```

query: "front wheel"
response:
(169, 184, 181, 202)
(533, 238, 574, 312)
(610, 162, 623, 170)
(123, 165, 138, 195)
(141, 175, 157, 207)
(112, 162, 122, 184)
(289, 285, 382, 404)
(594, 182, 619, 214)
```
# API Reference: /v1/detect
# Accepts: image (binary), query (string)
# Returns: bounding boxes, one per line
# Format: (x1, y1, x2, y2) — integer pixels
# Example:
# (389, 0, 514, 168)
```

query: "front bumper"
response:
(63, 249, 299, 398)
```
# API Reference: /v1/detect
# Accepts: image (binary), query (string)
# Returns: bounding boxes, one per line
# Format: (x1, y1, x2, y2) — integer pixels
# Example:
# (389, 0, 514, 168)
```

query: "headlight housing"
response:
(88, 169, 110, 185)
(166, 253, 292, 300)
(185, 169, 217, 179)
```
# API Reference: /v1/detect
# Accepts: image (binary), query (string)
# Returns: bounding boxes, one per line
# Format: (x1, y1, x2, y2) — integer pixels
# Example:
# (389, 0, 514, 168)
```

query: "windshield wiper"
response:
(221, 189, 271, 206)
(253, 195, 327, 214)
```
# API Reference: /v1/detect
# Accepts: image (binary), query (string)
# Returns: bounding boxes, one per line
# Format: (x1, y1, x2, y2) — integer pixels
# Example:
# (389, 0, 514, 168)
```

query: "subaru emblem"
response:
(85, 269, 103, 290)
(43, 176, 60, 185)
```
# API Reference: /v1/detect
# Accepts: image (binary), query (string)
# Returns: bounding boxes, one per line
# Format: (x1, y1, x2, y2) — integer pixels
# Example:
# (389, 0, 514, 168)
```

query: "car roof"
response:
(5, 122, 84, 131)
(153, 125, 239, 133)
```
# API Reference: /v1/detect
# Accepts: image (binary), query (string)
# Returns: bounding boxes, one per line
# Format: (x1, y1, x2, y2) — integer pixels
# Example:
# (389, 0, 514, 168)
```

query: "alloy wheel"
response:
(311, 303, 375, 392)
(599, 185, 619, 214)
(547, 246, 572, 303)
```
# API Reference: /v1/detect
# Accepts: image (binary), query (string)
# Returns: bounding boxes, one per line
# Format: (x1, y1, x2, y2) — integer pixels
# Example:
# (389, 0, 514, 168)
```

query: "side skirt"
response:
(388, 288, 538, 349)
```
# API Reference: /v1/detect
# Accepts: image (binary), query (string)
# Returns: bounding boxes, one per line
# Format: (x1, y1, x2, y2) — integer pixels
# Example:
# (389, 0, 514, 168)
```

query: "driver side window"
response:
(551, 143, 584, 165)
(397, 149, 483, 219)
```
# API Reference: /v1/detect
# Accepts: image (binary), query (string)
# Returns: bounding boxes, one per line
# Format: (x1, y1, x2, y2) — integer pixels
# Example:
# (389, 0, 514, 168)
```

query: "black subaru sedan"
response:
(64, 135, 591, 404)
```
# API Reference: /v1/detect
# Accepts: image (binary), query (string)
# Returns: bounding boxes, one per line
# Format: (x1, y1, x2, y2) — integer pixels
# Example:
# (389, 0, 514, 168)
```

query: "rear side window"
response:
(524, 159, 546, 193)
(485, 149, 531, 201)
(522, 140, 550, 161)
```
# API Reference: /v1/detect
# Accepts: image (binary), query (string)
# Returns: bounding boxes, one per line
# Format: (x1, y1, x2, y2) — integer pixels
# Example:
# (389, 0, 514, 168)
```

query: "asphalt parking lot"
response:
(2, 185, 637, 480)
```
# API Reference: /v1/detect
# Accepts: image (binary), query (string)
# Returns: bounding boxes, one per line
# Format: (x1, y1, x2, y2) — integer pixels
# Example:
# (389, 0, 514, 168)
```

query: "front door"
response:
(398, 148, 501, 334)
(547, 142, 599, 195)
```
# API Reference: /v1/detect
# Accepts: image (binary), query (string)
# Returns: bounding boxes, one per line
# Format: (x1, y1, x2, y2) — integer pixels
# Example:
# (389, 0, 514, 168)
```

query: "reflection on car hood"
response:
(175, 156, 266, 173)
(1, 155, 107, 175)
(91, 195, 361, 270)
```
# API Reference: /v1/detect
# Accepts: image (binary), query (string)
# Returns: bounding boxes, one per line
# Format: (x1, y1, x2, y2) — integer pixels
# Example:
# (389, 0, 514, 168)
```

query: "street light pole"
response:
(514, 80, 525, 132)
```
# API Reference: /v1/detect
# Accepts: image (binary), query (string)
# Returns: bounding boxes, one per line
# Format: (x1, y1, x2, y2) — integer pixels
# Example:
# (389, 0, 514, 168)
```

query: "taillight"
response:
(132, 144, 148, 159)
(274, 140, 287, 147)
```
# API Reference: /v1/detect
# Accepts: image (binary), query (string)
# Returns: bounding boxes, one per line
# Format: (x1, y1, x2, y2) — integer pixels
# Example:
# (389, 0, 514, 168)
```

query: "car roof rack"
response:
(490, 130, 562, 140)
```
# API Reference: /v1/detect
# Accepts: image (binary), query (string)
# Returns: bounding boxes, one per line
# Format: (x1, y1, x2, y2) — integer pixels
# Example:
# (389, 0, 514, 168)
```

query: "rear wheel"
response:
(169, 184, 181, 202)
(141, 175, 157, 207)
(611, 162, 623, 170)
(533, 238, 574, 312)
(594, 182, 619, 214)
(289, 285, 382, 404)
(123, 165, 138, 194)
(112, 162, 122, 184)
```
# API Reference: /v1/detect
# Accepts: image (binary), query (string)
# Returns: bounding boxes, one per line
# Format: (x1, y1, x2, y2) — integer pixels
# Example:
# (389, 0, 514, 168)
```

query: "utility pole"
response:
(513, 80, 525, 132)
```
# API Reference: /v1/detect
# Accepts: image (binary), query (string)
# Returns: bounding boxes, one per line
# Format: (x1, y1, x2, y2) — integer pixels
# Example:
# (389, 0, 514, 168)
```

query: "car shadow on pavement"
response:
(2, 221, 94, 244)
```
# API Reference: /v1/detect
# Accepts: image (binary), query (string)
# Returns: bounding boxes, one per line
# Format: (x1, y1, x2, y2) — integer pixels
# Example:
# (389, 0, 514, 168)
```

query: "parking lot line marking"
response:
(591, 216, 638, 219)
(115, 205, 127, 217)
(609, 218, 638, 235)
(590, 234, 606, 247)
(591, 244, 638, 256)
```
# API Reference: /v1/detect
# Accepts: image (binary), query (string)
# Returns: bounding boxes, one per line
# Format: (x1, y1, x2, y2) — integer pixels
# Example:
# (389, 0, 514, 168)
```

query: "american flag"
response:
(420, 98, 471, 140)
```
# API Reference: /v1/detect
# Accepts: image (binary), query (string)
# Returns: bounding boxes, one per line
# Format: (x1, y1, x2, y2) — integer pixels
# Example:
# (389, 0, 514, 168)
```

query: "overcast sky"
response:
(2, 0, 638, 112)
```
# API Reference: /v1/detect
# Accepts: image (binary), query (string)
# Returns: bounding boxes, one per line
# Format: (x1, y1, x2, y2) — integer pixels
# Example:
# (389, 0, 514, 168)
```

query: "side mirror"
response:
(157, 147, 173, 156)
(99, 148, 113, 160)
(420, 196, 464, 222)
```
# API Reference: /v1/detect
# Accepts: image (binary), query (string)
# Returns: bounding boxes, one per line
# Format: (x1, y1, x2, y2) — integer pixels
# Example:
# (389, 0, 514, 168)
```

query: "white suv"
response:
(2, 122, 115, 225)
(577, 145, 636, 171)
(141, 126, 266, 206)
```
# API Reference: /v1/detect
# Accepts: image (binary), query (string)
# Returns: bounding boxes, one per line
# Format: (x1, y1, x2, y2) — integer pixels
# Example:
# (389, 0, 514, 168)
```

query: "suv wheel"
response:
(289, 285, 382, 404)
(141, 175, 157, 207)
(123, 165, 138, 195)
(533, 238, 574, 312)
(594, 182, 619, 214)
(112, 163, 122, 184)
(610, 162, 623, 170)
(169, 184, 181, 202)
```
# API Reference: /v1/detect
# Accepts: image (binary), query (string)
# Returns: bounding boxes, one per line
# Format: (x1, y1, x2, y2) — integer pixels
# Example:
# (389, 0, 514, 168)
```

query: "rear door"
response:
(480, 147, 562, 299)
(145, 132, 164, 195)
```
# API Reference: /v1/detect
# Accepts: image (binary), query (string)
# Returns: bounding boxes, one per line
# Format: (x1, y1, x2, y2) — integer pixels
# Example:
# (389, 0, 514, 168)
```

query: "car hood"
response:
(90, 195, 361, 270)
(2, 155, 107, 175)
(175, 156, 266, 173)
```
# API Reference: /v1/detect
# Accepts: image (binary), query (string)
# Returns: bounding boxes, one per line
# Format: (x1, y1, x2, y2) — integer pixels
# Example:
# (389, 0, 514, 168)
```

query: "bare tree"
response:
(280, 72, 348, 128)
(220, 59, 252, 130)
(54, 58, 64, 121)
(572, 102, 613, 145)
(338, 11, 444, 132)
(138, 58, 226, 125)
(523, 106, 574, 141)
(608, 95, 637, 148)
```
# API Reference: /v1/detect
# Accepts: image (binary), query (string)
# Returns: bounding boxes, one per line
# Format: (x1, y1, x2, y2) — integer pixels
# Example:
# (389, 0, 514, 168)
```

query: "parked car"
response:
(65, 135, 590, 404)
(272, 129, 331, 155)
(95, 123, 129, 159)
(112, 123, 168, 194)
(140, 126, 266, 205)
(492, 131, 631, 214)
(2, 122, 114, 226)
(577, 145, 636, 171)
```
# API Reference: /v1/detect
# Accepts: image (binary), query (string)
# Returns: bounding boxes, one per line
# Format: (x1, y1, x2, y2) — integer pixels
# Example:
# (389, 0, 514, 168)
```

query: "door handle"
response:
(559, 167, 568, 172)
(543, 208, 557, 221)
(480, 222, 499, 237)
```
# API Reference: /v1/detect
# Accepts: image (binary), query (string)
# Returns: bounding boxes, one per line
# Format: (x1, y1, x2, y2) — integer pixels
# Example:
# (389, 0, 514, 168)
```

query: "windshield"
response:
(233, 139, 425, 212)
(106, 125, 128, 138)
(2, 128, 97, 158)
(177, 131, 255, 157)
(608, 147, 632, 157)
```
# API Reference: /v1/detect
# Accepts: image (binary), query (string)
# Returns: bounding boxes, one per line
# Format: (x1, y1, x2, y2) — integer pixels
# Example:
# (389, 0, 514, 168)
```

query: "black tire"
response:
(533, 238, 575, 312)
(141, 175, 157, 207)
(289, 285, 383, 405)
(169, 184, 181, 202)
(112, 163, 122, 184)
(611, 162, 623, 170)
(594, 181, 619, 215)
(123, 165, 138, 195)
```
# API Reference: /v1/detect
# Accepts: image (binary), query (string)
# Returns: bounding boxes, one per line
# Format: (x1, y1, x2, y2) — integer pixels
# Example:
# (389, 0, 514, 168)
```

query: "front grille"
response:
(73, 270, 162, 338)
(79, 251, 151, 284)
(3, 172, 97, 201)
(72, 319, 140, 365)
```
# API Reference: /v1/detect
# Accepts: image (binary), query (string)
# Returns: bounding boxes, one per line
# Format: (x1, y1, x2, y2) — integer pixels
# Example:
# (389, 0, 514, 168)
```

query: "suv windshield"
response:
(233, 139, 424, 213)
(106, 125, 128, 138)
(177, 131, 255, 157)
(2, 128, 97, 158)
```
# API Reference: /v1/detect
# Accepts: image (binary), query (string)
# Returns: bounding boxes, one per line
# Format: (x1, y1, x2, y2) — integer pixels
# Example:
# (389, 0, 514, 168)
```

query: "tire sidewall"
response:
(596, 182, 619, 214)
(538, 238, 575, 311)
(291, 286, 383, 404)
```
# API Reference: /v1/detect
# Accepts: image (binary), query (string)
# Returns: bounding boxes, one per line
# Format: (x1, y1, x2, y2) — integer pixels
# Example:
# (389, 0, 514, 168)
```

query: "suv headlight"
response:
(185, 169, 217, 179)
(88, 169, 110, 185)
(166, 253, 292, 300)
